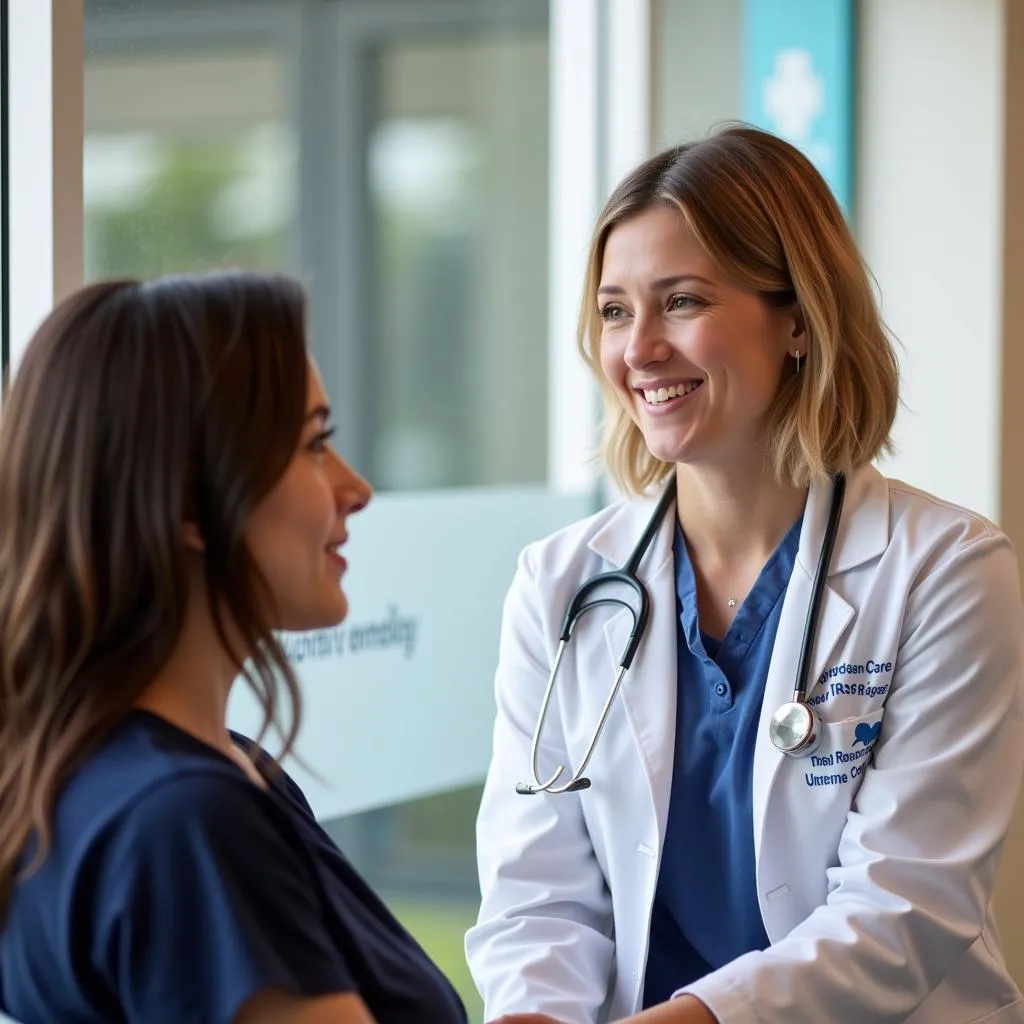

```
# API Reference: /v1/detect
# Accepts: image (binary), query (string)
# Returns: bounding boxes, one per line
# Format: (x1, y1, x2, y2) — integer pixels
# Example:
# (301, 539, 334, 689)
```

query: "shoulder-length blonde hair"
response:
(578, 124, 899, 496)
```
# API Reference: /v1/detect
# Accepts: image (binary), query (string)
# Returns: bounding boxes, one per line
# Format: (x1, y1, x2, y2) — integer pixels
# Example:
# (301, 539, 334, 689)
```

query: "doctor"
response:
(465, 125, 1024, 1024)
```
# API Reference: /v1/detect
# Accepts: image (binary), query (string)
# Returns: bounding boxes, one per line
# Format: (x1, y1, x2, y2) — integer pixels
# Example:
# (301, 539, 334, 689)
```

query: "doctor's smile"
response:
(633, 379, 705, 412)
(470, 126, 1024, 1024)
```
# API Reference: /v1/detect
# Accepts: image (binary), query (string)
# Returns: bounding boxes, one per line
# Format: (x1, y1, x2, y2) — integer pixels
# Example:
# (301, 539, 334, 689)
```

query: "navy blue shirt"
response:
(0, 711, 467, 1024)
(643, 515, 802, 1007)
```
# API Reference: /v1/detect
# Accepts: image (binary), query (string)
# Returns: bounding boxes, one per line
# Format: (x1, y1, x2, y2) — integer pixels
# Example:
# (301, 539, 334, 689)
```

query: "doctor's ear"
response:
(774, 300, 807, 368)
(770, 295, 807, 357)
(787, 303, 807, 344)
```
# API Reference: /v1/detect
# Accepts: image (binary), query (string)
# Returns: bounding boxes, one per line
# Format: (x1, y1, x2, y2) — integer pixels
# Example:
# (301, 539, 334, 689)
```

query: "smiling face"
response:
(597, 203, 802, 473)
(243, 359, 372, 632)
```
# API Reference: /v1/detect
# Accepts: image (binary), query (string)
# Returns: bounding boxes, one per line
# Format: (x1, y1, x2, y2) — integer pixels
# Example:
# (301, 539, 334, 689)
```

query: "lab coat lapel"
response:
(751, 466, 890, 860)
(586, 468, 891, 867)
(590, 495, 678, 845)
(751, 476, 855, 861)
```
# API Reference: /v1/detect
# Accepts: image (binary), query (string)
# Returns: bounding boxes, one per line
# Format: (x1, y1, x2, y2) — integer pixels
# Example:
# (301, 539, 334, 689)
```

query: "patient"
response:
(0, 271, 468, 1024)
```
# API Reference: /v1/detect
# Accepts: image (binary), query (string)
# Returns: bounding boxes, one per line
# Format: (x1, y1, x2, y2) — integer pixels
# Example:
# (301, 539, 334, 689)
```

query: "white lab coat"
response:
(466, 465, 1024, 1024)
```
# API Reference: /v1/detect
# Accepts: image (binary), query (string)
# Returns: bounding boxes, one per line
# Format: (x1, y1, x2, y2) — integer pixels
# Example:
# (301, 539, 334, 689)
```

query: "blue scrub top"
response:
(0, 711, 467, 1024)
(643, 514, 802, 1007)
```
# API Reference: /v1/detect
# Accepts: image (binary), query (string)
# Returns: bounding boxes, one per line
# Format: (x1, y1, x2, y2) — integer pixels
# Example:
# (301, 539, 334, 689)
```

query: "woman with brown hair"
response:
(0, 271, 467, 1024)
(468, 126, 1024, 1024)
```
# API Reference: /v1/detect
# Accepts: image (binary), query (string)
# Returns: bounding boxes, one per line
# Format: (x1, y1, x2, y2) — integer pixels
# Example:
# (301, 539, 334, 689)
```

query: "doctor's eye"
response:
(597, 303, 630, 323)
(668, 293, 704, 312)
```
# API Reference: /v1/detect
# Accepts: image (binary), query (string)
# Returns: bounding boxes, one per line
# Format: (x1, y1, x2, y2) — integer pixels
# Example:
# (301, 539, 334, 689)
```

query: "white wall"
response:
(858, 0, 1024, 984)
(857, 0, 1005, 521)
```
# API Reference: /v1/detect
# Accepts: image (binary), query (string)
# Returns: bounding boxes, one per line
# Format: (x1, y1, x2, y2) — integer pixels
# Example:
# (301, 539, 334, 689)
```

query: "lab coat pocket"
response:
(775, 708, 889, 891)
(803, 708, 886, 795)
(763, 708, 889, 921)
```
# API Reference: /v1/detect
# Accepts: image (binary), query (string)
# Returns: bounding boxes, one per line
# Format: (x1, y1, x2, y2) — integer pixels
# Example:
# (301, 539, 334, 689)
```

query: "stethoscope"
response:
(516, 472, 847, 796)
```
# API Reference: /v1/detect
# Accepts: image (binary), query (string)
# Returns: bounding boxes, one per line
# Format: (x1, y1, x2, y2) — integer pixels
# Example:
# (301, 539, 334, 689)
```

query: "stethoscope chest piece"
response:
(768, 700, 823, 756)
(515, 472, 847, 792)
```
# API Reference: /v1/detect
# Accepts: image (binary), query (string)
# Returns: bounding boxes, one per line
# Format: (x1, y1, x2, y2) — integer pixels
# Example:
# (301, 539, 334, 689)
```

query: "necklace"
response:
(726, 598, 737, 608)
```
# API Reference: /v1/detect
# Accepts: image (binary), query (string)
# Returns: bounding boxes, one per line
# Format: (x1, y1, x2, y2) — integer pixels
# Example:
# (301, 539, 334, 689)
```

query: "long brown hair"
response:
(0, 270, 311, 918)
(578, 124, 900, 495)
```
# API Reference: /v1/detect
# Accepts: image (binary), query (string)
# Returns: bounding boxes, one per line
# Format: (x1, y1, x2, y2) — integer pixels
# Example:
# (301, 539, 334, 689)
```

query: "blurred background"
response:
(4, 2, 1024, 1021)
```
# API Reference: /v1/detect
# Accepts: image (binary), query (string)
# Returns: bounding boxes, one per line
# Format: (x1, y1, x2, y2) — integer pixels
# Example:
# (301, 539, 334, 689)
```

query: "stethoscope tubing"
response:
(517, 473, 846, 795)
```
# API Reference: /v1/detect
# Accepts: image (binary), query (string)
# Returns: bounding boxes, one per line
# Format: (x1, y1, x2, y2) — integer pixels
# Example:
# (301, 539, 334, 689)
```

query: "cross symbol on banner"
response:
(762, 48, 824, 142)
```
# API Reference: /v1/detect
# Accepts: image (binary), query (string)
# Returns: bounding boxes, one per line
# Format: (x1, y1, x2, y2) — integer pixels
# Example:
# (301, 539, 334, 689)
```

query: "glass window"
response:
(84, 0, 548, 492)
(84, 47, 295, 278)
(368, 34, 549, 488)
(84, 4, 550, 1021)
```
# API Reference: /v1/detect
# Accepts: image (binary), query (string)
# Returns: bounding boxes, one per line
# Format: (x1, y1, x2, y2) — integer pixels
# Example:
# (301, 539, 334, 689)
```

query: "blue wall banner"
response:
(742, 0, 854, 214)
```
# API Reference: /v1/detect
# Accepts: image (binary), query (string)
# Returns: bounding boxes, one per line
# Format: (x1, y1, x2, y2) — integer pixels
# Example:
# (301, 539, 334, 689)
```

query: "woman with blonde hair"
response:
(467, 126, 1024, 1024)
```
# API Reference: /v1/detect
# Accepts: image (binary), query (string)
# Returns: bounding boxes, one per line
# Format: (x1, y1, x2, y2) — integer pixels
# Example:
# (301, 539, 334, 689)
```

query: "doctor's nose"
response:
(623, 315, 671, 369)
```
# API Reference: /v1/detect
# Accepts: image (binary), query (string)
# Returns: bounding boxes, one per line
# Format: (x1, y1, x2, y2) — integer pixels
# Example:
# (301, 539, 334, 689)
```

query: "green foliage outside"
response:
(86, 138, 285, 280)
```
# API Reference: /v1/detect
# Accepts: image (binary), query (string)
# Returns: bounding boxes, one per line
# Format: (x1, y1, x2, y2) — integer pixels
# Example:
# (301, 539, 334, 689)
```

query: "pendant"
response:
(727, 598, 737, 608)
